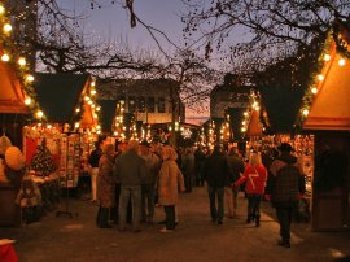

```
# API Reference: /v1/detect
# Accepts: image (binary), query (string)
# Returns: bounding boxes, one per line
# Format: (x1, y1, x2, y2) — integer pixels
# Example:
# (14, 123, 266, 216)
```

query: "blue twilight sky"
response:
(58, 0, 186, 53)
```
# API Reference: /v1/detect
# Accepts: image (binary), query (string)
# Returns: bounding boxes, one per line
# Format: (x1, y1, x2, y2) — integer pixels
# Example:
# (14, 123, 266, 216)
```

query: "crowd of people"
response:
(89, 139, 305, 248)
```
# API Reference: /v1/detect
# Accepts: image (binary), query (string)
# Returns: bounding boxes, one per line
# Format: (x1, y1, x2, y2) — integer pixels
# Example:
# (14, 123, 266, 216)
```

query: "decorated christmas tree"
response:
(30, 139, 56, 176)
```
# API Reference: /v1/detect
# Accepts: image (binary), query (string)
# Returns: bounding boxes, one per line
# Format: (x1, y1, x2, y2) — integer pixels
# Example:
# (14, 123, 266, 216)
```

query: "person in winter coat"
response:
(270, 143, 300, 248)
(158, 147, 184, 232)
(97, 144, 115, 228)
(88, 141, 102, 201)
(204, 145, 228, 224)
(226, 149, 245, 218)
(114, 140, 145, 232)
(234, 153, 267, 227)
(181, 148, 194, 192)
(140, 143, 160, 224)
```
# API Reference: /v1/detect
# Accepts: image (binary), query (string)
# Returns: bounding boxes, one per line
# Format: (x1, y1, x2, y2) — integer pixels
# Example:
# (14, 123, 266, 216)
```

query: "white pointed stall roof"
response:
(303, 43, 350, 131)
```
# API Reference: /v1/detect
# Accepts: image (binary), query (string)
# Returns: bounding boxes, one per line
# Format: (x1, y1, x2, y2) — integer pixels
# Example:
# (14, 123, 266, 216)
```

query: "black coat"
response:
(204, 152, 228, 188)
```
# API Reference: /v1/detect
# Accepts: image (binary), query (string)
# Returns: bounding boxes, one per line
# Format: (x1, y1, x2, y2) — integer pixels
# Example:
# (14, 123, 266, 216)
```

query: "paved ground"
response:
(1, 187, 350, 262)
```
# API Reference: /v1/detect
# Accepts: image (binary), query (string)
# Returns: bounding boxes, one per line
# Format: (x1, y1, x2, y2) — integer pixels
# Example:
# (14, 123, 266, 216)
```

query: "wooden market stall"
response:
(0, 56, 30, 227)
(24, 73, 99, 193)
(301, 32, 350, 231)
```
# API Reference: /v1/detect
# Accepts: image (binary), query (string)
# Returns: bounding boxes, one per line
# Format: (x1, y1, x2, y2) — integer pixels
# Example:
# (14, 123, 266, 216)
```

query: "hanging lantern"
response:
(17, 57, 26, 67)
(36, 110, 44, 119)
(75, 107, 80, 113)
(241, 127, 246, 132)
(1, 53, 10, 62)
(74, 122, 80, 129)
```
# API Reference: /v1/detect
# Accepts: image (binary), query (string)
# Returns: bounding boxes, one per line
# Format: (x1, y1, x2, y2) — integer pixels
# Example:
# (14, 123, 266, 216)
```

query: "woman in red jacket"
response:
(234, 153, 267, 227)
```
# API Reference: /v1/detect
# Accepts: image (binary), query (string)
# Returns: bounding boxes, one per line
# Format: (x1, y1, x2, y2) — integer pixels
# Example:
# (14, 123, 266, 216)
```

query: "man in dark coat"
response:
(114, 140, 145, 232)
(204, 145, 228, 224)
(270, 143, 300, 248)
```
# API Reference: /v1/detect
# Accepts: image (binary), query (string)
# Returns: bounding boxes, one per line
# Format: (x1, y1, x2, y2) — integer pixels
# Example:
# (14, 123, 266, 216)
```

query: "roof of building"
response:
(0, 50, 29, 114)
(98, 100, 116, 133)
(303, 42, 350, 131)
(34, 73, 89, 123)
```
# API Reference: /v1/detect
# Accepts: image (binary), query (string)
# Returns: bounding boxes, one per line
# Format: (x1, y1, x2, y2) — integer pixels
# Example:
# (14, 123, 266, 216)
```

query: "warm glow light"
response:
(84, 96, 90, 101)
(302, 109, 310, 116)
(96, 125, 101, 130)
(25, 96, 31, 106)
(88, 100, 93, 105)
(36, 110, 44, 119)
(114, 131, 118, 136)
(0, 5, 5, 14)
(338, 58, 346, 66)
(91, 104, 96, 109)
(317, 74, 325, 81)
(26, 74, 34, 82)
(311, 87, 318, 94)
(244, 112, 249, 116)
(96, 130, 101, 135)
(3, 23, 12, 33)
(241, 121, 246, 126)
(74, 122, 80, 128)
(47, 125, 52, 129)
(241, 127, 246, 132)
(1, 53, 10, 62)
(17, 57, 26, 66)
(91, 89, 96, 96)
(96, 105, 101, 112)
(323, 53, 331, 61)
(91, 81, 96, 87)
(75, 108, 80, 113)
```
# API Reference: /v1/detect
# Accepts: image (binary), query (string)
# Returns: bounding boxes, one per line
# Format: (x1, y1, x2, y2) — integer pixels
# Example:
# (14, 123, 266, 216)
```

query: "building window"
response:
(158, 97, 166, 113)
(137, 97, 145, 113)
(147, 97, 155, 113)
(128, 96, 136, 113)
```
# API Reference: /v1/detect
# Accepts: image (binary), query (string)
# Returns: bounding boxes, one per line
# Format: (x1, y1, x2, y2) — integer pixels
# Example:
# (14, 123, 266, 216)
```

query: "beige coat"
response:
(158, 160, 184, 206)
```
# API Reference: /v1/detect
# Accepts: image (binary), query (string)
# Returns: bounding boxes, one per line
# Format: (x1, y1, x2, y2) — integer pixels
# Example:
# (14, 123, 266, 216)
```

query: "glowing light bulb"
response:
(338, 58, 346, 66)
(317, 74, 325, 81)
(1, 53, 10, 62)
(3, 23, 12, 33)
(26, 74, 34, 82)
(91, 81, 96, 87)
(25, 96, 31, 106)
(0, 4, 5, 14)
(241, 127, 246, 132)
(74, 122, 80, 128)
(36, 110, 44, 119)
(311, 87, 318, 94)
(75, 108, 80, 113)
(17, 57, 26, 67)
(96, 105, 101, 112)
(302, 109, 309, 116)
(91, 89, 96, 96)
(323, 53, 331, 61)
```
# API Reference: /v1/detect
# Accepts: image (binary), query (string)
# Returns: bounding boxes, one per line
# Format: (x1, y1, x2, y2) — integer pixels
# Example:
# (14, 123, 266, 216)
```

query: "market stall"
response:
(299, 30, 350, 231)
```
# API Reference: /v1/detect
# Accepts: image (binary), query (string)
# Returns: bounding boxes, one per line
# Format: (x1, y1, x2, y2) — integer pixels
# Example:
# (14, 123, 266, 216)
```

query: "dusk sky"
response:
(58, 0, 186, 53)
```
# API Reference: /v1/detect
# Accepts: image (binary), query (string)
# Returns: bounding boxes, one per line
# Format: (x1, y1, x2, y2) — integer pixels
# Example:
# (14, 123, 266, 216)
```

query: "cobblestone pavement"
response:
(1, 187, 350, 262)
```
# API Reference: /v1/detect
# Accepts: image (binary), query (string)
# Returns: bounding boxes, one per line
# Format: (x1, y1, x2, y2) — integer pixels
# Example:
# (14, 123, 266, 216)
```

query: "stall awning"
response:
(303, 44, 350, 131)
(0, 60, 29, 114)
(34, 73, 89, 123)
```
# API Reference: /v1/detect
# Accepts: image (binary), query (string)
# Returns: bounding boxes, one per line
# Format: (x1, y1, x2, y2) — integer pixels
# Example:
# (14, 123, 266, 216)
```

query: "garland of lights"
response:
(298, 30, 347, 125)
(0, 2, 44, 121)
